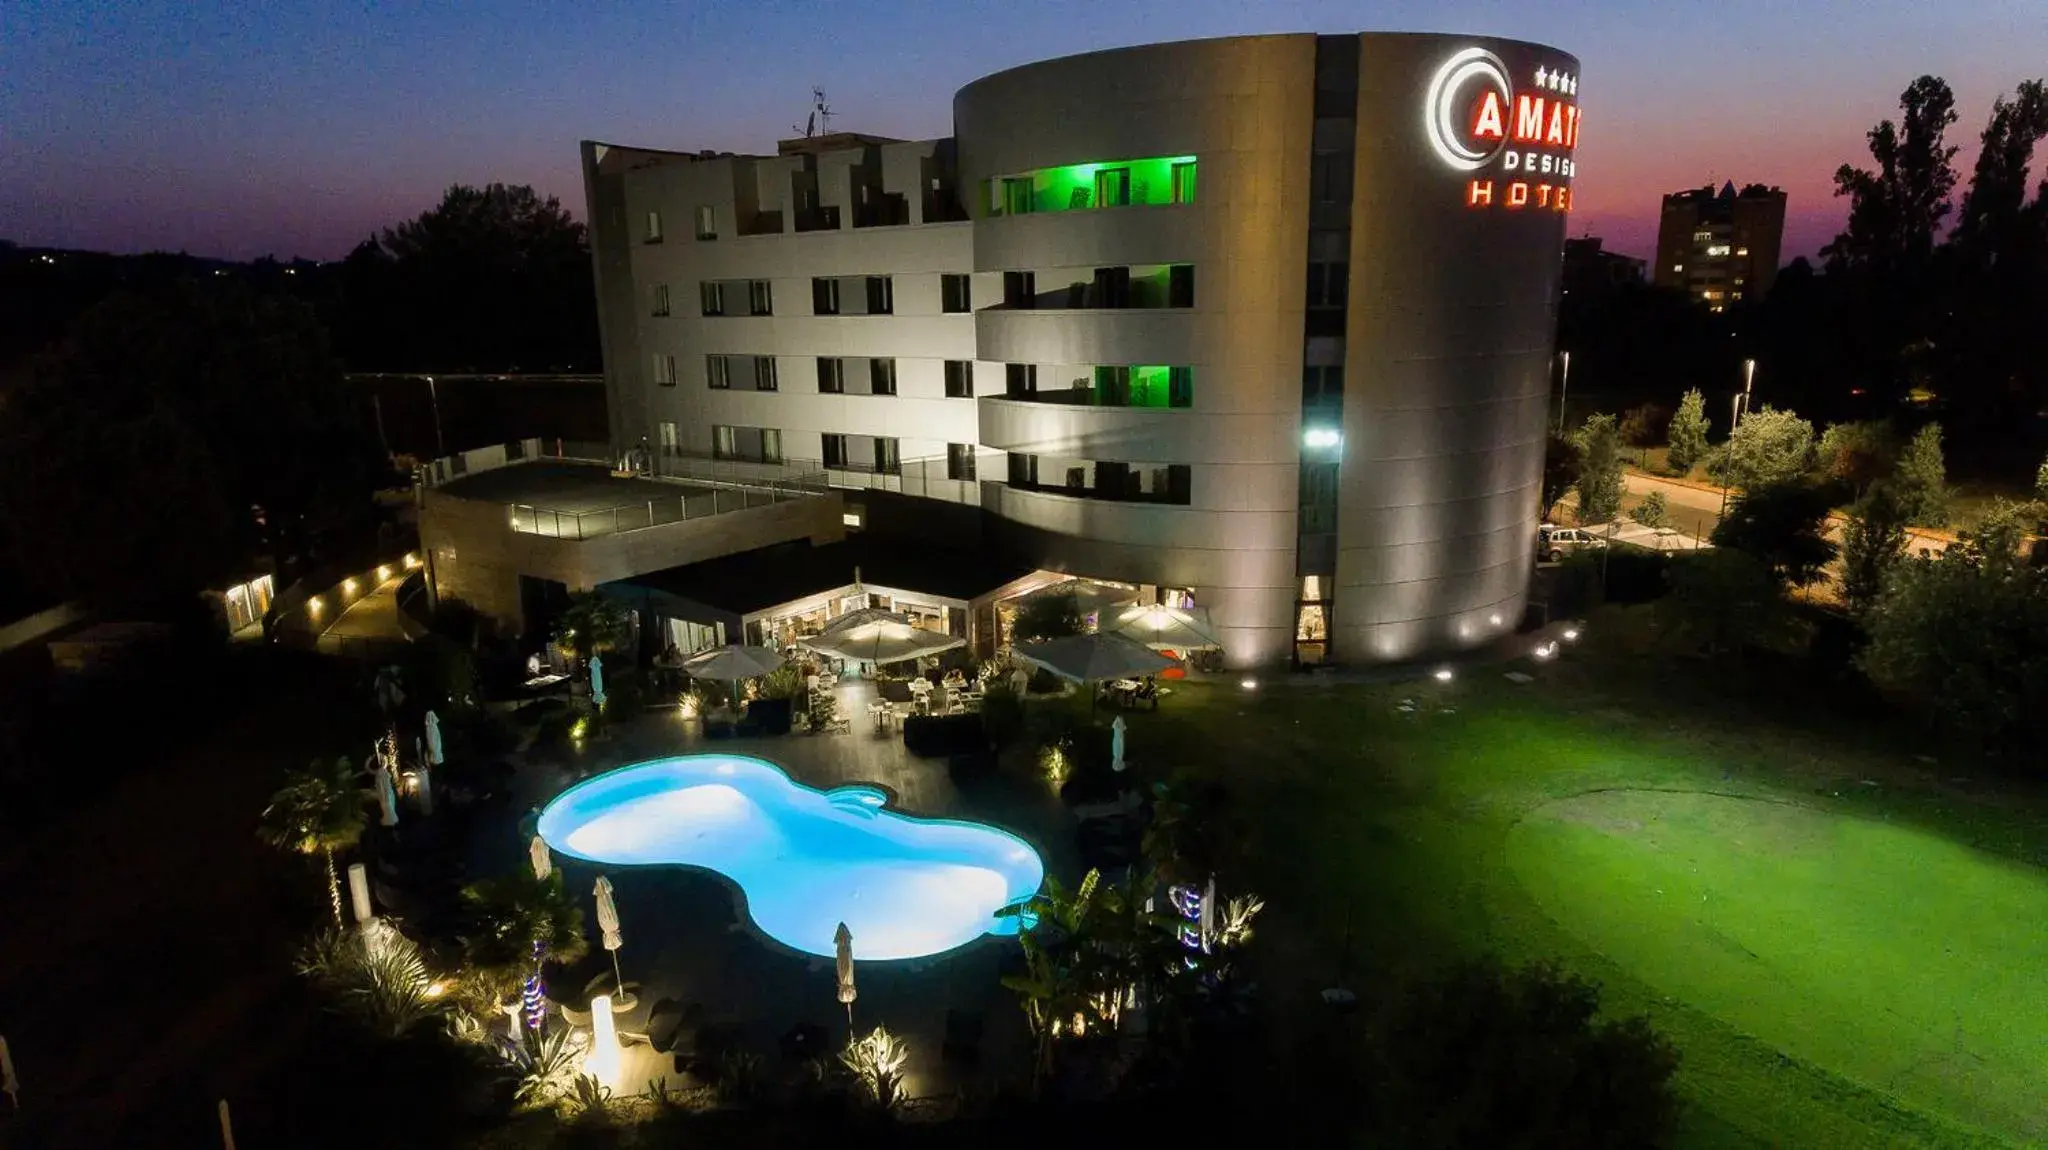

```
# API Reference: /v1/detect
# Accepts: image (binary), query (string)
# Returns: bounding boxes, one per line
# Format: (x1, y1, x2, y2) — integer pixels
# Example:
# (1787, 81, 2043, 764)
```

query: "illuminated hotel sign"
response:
(1424, 47, 1580, 213)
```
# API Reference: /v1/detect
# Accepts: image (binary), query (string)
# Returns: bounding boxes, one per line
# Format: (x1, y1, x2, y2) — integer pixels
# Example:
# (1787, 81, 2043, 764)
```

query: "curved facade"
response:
(584, 31, 1579, 668)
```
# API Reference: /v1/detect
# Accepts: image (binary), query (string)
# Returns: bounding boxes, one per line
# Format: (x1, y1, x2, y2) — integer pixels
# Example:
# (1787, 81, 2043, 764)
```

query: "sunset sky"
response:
(4, 0, 2042, 263)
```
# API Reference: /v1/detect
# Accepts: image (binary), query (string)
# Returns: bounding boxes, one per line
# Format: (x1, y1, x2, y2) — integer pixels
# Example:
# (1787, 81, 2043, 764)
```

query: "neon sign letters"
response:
(1423, 47, 1580, 213)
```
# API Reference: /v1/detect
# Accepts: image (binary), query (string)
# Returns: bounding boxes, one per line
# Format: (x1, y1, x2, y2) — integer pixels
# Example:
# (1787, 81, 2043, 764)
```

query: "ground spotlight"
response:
(1239, 677, 1258, 691)
(1432, 667, 1455, 683)
(1562, 626, 1581, 642)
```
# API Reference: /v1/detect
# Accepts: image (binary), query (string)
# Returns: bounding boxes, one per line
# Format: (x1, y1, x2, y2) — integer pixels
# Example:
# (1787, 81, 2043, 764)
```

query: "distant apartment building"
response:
(1561, 236, 1645, 294)
(1652, 182, 1786, 310)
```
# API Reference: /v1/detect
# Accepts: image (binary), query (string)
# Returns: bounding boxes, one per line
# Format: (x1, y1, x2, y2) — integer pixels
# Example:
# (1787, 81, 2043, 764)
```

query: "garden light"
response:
(308, 597, 324, 614)
(343, 578, 357, 594)
(1239, 677, 1258, 691)
(1562, 626, 1581, 642)
(1432, 667, 1455, 682)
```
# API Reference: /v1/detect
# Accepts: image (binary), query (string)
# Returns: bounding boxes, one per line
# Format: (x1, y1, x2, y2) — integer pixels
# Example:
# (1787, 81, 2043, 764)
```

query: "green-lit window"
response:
(1172, 161, 1197, 204)
(988, 156, 1196, 216)
(1001, 177, 1034, 216)
(1095, 168, 1130, 208)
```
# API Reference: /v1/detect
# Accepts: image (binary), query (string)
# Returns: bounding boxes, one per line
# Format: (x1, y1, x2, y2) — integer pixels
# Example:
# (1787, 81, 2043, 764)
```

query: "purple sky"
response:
(3, 0, 2041, 262)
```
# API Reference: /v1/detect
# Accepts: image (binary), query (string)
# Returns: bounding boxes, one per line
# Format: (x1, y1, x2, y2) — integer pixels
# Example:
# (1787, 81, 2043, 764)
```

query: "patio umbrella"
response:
(1012, 632, 1175, 685)
(529, 834, 552, 881)
(1112, 715, 1127, 773)
(814, 606, 899, 639)
(1017, 578, 1139, 619)
(594, 875, 625, 992)
(423, 710, 444, 765)
(372, 765, 400, 827)
(1107, 603, 1222, 652)
(589, 654, 607, 708)
(834, 922, 857, 1025)
(801, 613, 964, 666)
(682, 643, 785, 704)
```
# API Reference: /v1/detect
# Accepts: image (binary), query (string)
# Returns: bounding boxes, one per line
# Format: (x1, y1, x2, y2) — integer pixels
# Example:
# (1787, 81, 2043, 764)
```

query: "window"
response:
(1306, 262, 1349, 308)
(1303, 365, 1344, 403)
(1672, 264, 1684, 273)
(944, 360, 974, 398)
(761, 428, 782, 463)
(1310, 153, 1351, 203)
(1005, 362, 1037, 396)
(864, 275, 894, 315)
(947, 443, 977, 480)
(1169, 264, 1195, 308)
(712, 425, 736, 458)
(705, 355, 730, 389)
(816, 357, 845, 393)
(753, 355, 778, 391)
(821, 433, 849, 469)
(869, 358, 897, 396)
(1000, 176, 1034, 216)
(1092, 266, 1131, 308)
(651, 284, 670, 316)
(873, 436, 901, 475)
(1003, 270, 1036, 308)
(1171, 160, 1198, 204)
(658, 420, 679, 457)
(1094, 167, 1130, 208)
(748, 279, 773, 316)
(941, 274, 972, 313)
(654, 354, 677, 387)
(812, 277, 840, 315)
(694, 205, 716, 240)
(645, 210, 663, 243)
(1169, 366, 1194, 408)
(700, 281, 726, 316)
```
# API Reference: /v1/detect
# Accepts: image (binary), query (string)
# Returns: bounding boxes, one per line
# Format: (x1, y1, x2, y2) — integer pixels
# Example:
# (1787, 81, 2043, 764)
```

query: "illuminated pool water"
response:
(537, 755, 1045, 960)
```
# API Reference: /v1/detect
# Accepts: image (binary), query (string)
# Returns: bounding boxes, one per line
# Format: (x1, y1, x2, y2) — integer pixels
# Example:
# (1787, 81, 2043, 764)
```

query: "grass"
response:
(1114, 644, 2048, 1147)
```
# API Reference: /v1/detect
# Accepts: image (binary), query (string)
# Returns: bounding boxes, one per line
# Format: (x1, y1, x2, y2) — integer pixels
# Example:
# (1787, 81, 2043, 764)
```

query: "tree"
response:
(1358, 959, 1679, 1149)
(551, 593, 627, 664)
(1664, 388, 1710, 474)
(1943, 82, 2048, 422)
(1710, 480, 1839, 587)
(459, 869, 589, 1026)
(1825, 76, 1961, 279)
(339, 184, 598, 372)
(1629, 491, 1668, 528)
(1570, 414, 1625, 524)
(1541, 431, 1583, 520)
(1890, 423, 1948, 526)
(2036, 454, 2048, 503)
(1861, 503, 2048, 743)
(0, 284, 383, 606)
(1661, 550, 1801, 658)
(1841, 481, 1912, 614)
(1707, 406, 1815, 492)
(1814, 420, 1898, 496)
(259, 757, 368, 928)
(1013, 591, 1083, 642)
(1617, 404, 1669, 452)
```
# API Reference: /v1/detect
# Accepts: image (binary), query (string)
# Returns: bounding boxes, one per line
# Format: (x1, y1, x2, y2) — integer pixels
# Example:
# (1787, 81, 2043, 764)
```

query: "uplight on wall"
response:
(1302, 427, 1342, 451)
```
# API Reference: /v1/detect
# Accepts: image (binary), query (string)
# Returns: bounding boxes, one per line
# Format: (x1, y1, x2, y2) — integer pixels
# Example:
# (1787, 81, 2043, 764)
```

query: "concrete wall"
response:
(956, 34, 1317, 666)
(1333, 35, 1575, 661)
(420, 487, 846, 633)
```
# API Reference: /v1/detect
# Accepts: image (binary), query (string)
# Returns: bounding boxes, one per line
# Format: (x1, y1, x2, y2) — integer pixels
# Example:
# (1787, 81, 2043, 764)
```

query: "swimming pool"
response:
(537, 754, 1045, 961)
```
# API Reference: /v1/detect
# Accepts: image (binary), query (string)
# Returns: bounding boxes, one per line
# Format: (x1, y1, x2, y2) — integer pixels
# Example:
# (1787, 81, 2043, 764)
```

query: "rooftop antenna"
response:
(793, 88, 833, 139)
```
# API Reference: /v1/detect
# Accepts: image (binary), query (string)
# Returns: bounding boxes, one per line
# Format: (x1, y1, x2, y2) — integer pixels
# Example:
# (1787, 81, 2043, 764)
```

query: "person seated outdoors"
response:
(1126, 677, 1159, 711)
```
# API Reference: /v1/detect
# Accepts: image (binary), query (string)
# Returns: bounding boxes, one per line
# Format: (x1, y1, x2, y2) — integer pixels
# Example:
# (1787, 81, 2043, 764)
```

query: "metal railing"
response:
(508, 481, 822, 540)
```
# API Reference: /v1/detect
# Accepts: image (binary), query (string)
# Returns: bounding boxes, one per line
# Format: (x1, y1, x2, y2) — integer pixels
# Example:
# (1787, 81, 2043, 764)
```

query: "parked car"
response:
(1536, 524, 1608, 563)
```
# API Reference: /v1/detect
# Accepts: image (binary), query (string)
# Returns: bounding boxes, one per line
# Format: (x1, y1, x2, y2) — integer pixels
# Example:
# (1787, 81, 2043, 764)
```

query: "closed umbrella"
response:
(372, 765, 400, 827)
(1107, 603, 1222, 652)
(423, 710, 444, 764)
(2, 1033, 19, 1110)
(588, 654, 606, 708)
(1112, 715, 1127, 772)
(529, 834, 552, 881)
(594, 875, 625, 993)
(834, 922, 856, 1025)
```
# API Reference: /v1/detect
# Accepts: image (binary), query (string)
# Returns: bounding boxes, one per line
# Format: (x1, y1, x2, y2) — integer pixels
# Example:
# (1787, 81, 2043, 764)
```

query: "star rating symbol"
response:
(1532, 67, 1578, 95)
(1534, 66, 1550, 90)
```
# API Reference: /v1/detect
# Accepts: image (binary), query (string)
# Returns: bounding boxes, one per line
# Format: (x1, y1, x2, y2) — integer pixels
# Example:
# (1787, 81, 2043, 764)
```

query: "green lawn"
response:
(1121, 649, 2048, 1147)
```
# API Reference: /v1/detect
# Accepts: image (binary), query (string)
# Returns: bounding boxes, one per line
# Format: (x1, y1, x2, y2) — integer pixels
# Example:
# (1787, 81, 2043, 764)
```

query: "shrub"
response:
(1710, 479, 1838, 587)
(1617, 403, 1670, 450)
(1706, 406, 1814, 492)
(1890, 423, 1948, 526)
(1629, 491, 1668, 528)
(1661, 550, 1799, 657)
(757, 662, 801, 700)
(1665, 388, 1710, 473)
(1571, 413, 1625, 524)
(1360, 959, 1680, 1149)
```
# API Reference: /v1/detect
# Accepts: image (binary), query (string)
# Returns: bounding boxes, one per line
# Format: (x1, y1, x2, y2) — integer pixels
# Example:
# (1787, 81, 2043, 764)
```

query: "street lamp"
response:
(1733, 358, 1756, 428)
(1556, 350, 1572, 434)
(425, 374, 445, 459)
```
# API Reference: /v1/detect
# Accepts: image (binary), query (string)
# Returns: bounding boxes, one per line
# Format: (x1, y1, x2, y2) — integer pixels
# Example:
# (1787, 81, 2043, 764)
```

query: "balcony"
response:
(976, 307, 1196, 365)
(985, 155, 1197, 217)
(1006, 455, 1191, 506)
(1007, 366, 1191, 409)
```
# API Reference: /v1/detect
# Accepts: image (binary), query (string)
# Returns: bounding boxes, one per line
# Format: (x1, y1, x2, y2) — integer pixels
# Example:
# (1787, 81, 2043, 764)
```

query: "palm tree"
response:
(259, 757, 368, 927)
(460, 870, 588, 1030)
(551, 593, 628, 667)
(996, 869, 1113, 1087)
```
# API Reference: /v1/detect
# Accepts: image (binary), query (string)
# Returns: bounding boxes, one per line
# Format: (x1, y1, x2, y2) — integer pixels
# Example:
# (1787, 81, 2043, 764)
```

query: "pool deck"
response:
(500, 677, 1081, 1099)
